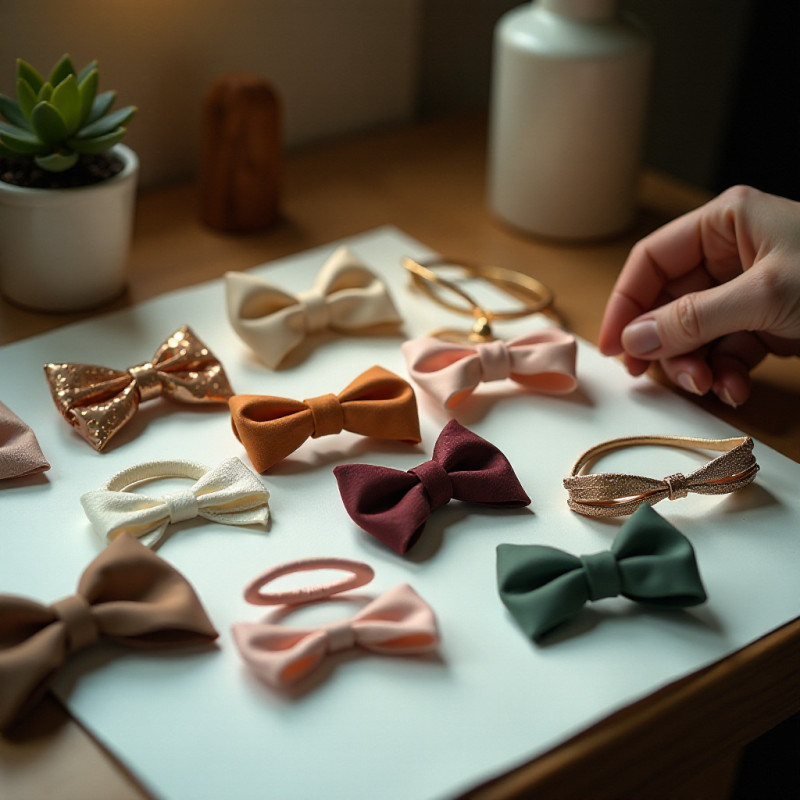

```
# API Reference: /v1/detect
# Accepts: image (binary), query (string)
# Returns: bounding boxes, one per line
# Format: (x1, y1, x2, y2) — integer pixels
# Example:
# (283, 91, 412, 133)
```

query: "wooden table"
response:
(2, 115, 798, 799)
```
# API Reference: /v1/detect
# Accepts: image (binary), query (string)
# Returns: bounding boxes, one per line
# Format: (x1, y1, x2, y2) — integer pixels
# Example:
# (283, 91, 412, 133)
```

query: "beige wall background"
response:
(1, 1, 754, 191)
(0, 0, 422, 187)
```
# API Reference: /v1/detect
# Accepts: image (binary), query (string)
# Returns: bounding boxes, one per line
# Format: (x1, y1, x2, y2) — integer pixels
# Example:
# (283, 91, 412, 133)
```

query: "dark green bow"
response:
(497, 505, 707, 641)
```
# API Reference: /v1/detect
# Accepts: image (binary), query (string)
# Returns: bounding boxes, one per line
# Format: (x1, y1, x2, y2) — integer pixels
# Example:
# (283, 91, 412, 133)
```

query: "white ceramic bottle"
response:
(487, 0, 652, 239)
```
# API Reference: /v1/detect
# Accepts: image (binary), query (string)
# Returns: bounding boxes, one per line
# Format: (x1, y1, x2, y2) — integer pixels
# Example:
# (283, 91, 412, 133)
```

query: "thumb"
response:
(620, 271, 768, 359)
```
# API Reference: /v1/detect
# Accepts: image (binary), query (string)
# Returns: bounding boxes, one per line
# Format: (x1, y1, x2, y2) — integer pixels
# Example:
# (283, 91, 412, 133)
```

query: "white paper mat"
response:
(1, 227, 798, 800)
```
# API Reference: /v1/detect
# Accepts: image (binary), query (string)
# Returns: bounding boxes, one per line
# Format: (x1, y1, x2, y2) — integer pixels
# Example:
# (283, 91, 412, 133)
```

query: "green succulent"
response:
(0, 54, 136, 172)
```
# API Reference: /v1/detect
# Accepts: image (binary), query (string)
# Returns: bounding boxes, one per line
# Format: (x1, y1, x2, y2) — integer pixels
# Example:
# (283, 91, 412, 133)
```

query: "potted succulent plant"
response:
(0, 54, 137, 311)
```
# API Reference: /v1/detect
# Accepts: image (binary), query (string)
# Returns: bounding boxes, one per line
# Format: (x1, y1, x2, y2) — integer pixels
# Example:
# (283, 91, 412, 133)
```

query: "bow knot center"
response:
(664, 473, 689, 500)
(51, 594, 100, 653)
(298, 290, 331, 333)
(477, 340, 512, 383)
(163, 490, 200, 524)
(322, 619, 357, 653)
(128, 361, 163, 403)
(305, 393, 345, 438)
(579, 551, 622, 601)
(409, 459, 453, 511)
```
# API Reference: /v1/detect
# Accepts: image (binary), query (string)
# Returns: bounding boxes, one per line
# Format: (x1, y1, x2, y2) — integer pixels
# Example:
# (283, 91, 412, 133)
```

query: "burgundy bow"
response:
(334, 419, 530, 554)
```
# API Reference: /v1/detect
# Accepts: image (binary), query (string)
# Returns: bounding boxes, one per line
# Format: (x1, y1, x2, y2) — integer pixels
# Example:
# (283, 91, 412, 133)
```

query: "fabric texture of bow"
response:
(402, 329, 578, 409)
(232, 557, 439, 689)
(81, 457, 270, 548)
(0, 533, 218, 732)
(334, 419, 531, 555)
(0, 400, 50, 480)
(229, 365, 421, 472)
(226, 246, 402, 368)
(43, 325, 234, 452)
(497, 505, 707, 641)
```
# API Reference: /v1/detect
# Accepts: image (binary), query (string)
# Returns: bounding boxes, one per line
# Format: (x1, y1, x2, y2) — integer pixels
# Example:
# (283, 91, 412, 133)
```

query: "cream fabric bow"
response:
(225, 246, 402, 368)
(81, 457, 270, 548)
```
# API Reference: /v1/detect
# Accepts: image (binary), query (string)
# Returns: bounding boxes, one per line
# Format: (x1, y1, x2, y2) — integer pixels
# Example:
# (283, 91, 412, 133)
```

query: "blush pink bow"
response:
(232, 584, 439, 688)
(0, 400, 49, 480)
(402, 329, 578, 409)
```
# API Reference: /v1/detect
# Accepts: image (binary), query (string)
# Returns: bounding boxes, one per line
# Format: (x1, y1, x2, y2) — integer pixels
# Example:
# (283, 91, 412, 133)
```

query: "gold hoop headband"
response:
(564, 434, 759, 518)
(401, 257, 554, 343)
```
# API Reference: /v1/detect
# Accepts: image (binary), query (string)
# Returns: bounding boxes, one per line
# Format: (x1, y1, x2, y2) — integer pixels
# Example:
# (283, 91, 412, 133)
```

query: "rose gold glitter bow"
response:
(564, 434, 759, 518)
(43, 325, 234, 452)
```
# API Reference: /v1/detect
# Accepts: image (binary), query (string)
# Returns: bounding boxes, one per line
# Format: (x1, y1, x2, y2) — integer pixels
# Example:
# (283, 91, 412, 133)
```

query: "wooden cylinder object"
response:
(199, 73, 282, 232)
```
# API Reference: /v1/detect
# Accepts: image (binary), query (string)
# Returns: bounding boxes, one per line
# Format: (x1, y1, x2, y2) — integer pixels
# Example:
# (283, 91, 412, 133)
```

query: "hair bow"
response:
(497, 505, 707, 642)
(43, 325, 234, 452)
(0, 533, 218, 732)
(564, 435, 759, 518)
(402, 329, 578, 409)
(0, 400, 50, 480)
(229, 365, 421, 472)
(232, 557, 439, 688)
(81, 457, 270, 548)
(334, 419, 530, 554)
(226, 246, 402, 368)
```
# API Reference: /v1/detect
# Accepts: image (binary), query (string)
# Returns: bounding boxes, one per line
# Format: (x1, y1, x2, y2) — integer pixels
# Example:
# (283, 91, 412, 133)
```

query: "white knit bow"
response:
(225, 246, 402, 368)
(81, 458, 270, 548)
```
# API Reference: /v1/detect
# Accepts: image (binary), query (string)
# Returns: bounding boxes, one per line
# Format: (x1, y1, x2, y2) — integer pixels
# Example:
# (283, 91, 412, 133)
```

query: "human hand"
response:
(598, 186, 800, 406)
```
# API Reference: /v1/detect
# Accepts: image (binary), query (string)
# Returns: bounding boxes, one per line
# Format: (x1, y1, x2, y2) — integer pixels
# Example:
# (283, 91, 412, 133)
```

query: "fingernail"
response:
(621, 319, 661, 356)
(717, 385, 739, 408)
(677, 372, 702, 395)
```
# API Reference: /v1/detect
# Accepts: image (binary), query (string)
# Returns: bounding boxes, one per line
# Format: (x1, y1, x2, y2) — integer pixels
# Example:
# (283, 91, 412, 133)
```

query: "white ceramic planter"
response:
(0, 144, 138, 312)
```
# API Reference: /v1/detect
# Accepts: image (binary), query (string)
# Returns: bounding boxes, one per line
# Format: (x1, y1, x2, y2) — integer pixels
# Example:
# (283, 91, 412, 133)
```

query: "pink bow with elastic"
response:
(402, 329, 578, 409)
(232, 558, 439, 688)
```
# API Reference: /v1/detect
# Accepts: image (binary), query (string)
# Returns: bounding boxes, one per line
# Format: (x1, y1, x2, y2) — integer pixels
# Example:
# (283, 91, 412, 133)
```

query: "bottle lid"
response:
(539, 0, 617, 21)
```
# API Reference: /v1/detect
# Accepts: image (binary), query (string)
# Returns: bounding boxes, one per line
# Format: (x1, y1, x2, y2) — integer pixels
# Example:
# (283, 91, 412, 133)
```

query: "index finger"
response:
(598, 199, 735, 355)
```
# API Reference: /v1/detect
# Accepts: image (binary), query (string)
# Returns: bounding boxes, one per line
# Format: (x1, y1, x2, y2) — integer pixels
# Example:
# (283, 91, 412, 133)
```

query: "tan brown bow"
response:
(44, 325, 234, 452)
(564, 434, 759, 518)
(0, 533, 218, 732)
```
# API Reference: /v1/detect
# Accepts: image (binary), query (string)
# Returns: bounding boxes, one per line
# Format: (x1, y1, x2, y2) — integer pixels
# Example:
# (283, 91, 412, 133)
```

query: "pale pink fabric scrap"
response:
(0, 401, 50, 480)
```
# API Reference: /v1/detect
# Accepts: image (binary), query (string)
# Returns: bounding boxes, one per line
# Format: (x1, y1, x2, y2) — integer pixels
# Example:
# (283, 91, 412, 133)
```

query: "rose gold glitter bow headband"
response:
(44, 325, 234, 452)
(563, 434, 759, 518)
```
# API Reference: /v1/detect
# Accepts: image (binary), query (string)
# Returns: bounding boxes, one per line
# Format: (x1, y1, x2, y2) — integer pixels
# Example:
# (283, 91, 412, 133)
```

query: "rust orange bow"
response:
(229, 365, 421, 472)
(43, 325, 234, 452)
(0, 533, 218, 732)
